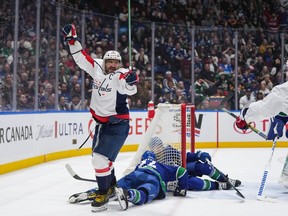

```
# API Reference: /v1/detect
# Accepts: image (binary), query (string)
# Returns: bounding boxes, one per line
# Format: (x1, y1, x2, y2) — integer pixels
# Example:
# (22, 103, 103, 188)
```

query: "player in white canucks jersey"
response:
(62, 23, 139, 212)
(235, 78, 288, 188)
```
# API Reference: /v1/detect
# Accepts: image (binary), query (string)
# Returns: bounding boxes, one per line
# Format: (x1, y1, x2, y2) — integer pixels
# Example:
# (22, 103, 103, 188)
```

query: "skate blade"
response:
(257, 195, 277, 203)
(91, 204, 108, 212)
(115, 188, 128, 210)
(68, 193, 88, 203)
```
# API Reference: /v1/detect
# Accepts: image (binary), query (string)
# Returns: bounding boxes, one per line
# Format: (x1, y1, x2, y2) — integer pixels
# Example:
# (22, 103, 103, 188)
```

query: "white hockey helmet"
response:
(102, 50, 122, 73)
(103, 50, 122, 62)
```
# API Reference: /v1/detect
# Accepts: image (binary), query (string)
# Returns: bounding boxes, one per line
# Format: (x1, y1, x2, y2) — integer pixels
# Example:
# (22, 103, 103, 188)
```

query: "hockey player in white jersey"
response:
(62, 23, 138, 212)
(235, 73, 288, 188)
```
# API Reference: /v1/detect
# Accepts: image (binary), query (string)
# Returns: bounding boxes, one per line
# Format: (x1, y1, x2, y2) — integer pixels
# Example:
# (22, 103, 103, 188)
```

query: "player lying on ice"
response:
(148, 137, 241, 191)
(68, 139, 241, 206)
(69, 150, 188, 210)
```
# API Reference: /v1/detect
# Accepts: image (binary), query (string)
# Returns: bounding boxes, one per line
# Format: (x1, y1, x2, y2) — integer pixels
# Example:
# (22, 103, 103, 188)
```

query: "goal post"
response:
(123, 103, 195, 175)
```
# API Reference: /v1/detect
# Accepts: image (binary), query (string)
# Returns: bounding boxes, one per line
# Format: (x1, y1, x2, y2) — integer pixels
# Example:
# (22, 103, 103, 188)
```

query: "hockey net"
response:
(123, 103, 195, 175)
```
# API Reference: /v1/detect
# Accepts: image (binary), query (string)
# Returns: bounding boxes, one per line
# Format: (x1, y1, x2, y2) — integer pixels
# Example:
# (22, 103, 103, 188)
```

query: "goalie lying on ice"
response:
(69, 141, 242, 207)
(148, 136, 241, 191)
(69, 150, 188, 208)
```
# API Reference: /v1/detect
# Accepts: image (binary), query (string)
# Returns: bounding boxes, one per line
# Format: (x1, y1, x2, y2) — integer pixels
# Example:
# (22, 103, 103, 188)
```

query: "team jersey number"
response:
(138, 159, 157, 169)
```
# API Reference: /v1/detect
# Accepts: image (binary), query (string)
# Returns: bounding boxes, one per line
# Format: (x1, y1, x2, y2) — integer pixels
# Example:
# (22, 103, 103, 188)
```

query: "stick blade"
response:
(65, 163, 76, 177)
(257, 195, 277, 203)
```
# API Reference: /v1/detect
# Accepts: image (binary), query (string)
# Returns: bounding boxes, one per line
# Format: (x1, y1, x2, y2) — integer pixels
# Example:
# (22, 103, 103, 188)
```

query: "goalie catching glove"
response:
(61, 23, 78, 45)
(267, 114, 288, 140)
(125, 69, 139, 86)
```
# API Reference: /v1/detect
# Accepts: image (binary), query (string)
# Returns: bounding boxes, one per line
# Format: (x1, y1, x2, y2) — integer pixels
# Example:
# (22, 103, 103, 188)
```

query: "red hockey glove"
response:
(235, 108, 249, 130)
(61, 24, 78, 45)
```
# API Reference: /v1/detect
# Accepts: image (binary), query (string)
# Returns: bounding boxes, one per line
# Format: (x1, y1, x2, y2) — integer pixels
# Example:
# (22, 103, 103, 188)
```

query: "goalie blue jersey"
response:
(135, 158, 188, 192)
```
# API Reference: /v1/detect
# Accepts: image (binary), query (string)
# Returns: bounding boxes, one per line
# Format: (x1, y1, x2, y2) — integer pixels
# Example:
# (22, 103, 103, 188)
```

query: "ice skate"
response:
(115, 187, 128, 210)
(68, 186, 116, 204)
(217, 181, 232, 190)
(228, 178, 241, 187)
(68, 188, 96, 203)
(91, 193, 109, 212)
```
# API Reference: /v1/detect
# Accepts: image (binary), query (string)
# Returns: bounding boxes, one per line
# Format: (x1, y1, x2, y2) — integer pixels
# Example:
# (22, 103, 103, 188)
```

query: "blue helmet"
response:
(141, 150, 156, 161)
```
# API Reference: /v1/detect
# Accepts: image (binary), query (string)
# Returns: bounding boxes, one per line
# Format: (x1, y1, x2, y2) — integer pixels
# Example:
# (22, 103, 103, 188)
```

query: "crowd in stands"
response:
(1, 0, 288, 111)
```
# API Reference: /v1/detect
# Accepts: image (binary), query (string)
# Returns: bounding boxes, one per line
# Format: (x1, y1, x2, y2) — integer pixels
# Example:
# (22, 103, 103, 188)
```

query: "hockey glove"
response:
(125, 69, 139, 86)
(267, 115, 288, 140)
(173, 187, 187, 197)
(235, 107, 249, 130)
(61, 24, 78, 45)
(196, 150, 211, 162)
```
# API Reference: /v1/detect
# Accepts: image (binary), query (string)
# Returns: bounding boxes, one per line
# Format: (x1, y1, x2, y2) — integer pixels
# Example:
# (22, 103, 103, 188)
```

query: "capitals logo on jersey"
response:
(93, 78, 112, 96)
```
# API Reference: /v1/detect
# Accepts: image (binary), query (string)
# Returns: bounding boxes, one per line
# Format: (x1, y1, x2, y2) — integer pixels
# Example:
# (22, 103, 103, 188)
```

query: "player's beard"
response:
(107, 66, 117, 73)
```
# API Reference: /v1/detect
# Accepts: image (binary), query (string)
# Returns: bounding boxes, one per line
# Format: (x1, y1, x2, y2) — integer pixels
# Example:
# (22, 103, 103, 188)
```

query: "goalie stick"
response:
(256, 136, 278, 202)
(65, 164, 97, 183)
(206, 159, 245, 200)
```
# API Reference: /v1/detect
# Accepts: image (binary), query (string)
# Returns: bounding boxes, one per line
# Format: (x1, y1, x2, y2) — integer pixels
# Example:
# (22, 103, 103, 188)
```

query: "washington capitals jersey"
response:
(68, 40, 137, 123)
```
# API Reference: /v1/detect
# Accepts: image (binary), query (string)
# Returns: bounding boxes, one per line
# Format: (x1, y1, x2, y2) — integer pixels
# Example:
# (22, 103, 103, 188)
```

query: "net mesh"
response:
(123, 103, 193, 175)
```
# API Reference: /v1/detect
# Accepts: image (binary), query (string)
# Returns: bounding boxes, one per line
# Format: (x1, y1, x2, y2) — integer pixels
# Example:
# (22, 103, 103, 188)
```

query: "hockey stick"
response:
(219, 91, 234, 108)
(65, 164, 97, 183)
(206, 159, 245, 200)
(257, 136, 278, 202)
(220, 107, 267, 139)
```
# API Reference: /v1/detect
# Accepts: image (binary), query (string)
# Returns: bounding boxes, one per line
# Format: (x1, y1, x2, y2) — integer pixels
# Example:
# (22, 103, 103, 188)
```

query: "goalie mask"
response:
(102, 50, 122, 74)
(141, 150, 156, 161)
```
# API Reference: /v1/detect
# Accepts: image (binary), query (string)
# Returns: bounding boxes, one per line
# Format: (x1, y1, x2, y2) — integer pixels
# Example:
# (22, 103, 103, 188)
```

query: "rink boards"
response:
(0, 110, 287, 173)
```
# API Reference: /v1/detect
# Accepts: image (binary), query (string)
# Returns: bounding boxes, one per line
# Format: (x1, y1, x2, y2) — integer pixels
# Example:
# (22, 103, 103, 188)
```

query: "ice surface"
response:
(1, 148, 288, 216)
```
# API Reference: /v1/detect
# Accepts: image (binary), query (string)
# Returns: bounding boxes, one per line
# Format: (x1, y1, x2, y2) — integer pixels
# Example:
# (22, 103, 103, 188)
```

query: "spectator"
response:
(239, 89, 256, 109)
(131, 99, 145, 110)
(258, 80, 270, 97)
(158, 89, 175, 104)
(45, 93, 56, 110)
(256, 91, 264, 101)
(17, 94, 32, 111)
(219, 56, 233, 74)
(58, 95, 70, 111)
(170, 42, 187, 74)
(163, 71, 178, 95)
(70, 83, 82, 98)
(134, 48, 149, 70)
(192, 78, 209, 106)
(69, 94, 85, 111)
(199, 63, 216, 95)
(59, 82, 71, 104)
(1, 73, 13, 110)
